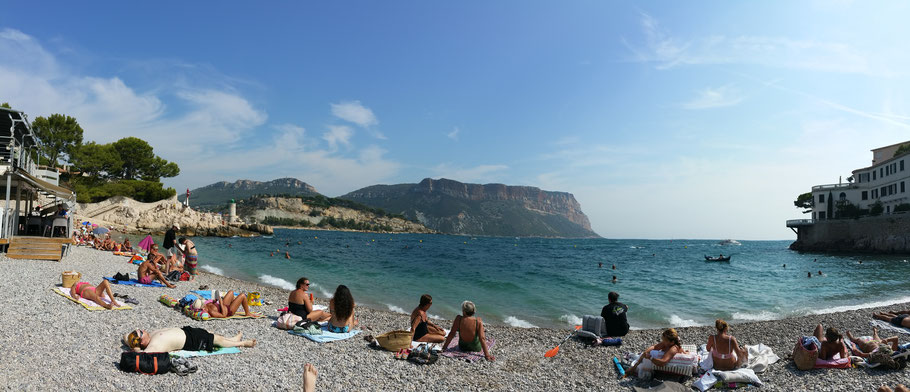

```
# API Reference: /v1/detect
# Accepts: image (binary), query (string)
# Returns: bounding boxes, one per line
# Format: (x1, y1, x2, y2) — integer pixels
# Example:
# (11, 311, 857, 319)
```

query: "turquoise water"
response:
(173, 229, 910, 329)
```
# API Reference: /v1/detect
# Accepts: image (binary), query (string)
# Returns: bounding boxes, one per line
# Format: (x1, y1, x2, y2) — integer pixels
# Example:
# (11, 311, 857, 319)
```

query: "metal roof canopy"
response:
(6, 170, 76, 201)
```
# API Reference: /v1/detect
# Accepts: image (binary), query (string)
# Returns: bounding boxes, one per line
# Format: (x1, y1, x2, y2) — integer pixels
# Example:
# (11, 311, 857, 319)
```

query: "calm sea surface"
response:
(155, 229, 910, 329)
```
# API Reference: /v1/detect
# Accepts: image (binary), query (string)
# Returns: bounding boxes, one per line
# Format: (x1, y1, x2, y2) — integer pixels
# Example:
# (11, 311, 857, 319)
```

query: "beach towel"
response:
(815, 353, 851, 369)
(185, 309, 264, 321)
(169, 346, 241, 358)
(53, 287, 132, 311)
(871, 319, 910, 335)
(287, 324, 361, 343)
(745, 343, 780, 373)
(410, 329, 450, 349)
(104, 277, 165, 287)
(439, 333, 496, 363)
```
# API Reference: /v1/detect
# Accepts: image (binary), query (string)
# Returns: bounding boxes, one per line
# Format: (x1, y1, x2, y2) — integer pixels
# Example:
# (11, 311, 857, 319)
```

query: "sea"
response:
(145, 229, 910, 330)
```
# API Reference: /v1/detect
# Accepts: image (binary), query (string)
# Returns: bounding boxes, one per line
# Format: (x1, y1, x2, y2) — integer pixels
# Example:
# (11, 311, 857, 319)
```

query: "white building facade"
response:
(810, 141, 910, 220)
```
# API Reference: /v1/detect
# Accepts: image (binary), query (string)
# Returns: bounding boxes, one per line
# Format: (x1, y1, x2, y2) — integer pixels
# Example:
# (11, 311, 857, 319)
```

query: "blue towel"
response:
(288, 325, 361, 343)
(191, 290, 213, 299)
(104, 277, 165, 287)
(169, 346, 241, 358)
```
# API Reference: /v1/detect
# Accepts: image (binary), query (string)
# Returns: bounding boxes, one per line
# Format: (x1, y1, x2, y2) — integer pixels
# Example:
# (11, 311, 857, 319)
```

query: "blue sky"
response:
(3, 1, 910, 239)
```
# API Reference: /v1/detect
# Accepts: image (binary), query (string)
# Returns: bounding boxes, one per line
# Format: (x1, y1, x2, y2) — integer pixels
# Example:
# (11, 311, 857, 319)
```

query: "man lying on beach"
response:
(137, 258, 176, 288)
(124, 326, 256, 353)
(845, 328, 901, 358)
(71, 279, 122, 309)
(873, 311, 910, 329)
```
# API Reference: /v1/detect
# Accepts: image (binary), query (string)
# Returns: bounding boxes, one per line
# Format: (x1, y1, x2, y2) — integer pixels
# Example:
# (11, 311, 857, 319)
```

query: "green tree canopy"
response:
(110, 137, 179, 181)
(31, 114, 84, 167)
(794, 192, 814, 214)
(894, 144, 910, 158)
(70, 142, 122, 179)
(0, 102, 10, 109)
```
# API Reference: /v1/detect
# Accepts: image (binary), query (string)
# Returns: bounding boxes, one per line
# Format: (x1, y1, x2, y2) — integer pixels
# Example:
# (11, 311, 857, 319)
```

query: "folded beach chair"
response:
(575, 315, 607, 340)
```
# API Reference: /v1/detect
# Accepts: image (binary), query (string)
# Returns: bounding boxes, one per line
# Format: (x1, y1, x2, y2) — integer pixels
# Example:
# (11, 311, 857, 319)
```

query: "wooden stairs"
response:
(6, 236, 70, 261)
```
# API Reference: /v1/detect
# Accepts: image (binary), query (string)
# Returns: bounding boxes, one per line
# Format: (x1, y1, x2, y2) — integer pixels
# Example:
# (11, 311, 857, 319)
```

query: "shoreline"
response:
(2, 247, 908, 390)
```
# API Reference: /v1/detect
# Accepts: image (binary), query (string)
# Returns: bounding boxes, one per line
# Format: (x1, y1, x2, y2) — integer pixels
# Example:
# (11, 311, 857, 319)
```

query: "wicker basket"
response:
(376, 330, 412, 351)
(61, 271, 81, 288)
(793, 339, 818, 370)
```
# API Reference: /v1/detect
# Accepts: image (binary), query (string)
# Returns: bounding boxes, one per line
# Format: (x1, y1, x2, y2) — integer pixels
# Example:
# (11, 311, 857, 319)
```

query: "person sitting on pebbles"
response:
(441, 300, 495, 361)
(121, 238, 133, 253)
(71, 279, 122, 309)
(811, 324, 849, 361)
(124, 326, 256, 353)
(137, 257, 175, 288)
(626, 328, 686, 378)
(410, 294, 446, 343)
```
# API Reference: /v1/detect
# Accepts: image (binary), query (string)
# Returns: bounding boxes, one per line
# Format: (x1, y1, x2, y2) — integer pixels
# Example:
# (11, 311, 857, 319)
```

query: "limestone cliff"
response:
(236, 196, 434, 233)
(341, 178, 598, 238)
(76, 195, 272, 237)
(181, 178, 320, 207)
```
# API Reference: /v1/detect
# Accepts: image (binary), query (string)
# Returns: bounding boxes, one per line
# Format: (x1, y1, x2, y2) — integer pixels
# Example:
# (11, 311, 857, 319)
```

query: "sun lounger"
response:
(53, 287, 132, 311)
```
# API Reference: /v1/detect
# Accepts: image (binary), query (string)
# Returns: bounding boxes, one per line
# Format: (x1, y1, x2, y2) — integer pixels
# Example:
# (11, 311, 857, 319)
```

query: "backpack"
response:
(119, 352, 171, 375)
(276, 312, 303, 330)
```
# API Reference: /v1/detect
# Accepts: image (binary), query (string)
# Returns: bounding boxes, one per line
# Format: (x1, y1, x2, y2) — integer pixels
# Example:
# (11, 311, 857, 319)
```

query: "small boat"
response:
(718, 239, 741, 246)
(705, 255, 731, 262)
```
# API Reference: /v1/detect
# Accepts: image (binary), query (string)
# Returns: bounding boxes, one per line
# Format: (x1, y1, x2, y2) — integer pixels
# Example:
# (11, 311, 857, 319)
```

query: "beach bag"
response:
(376, 330, 412, 351)
(119, 352, 171, 375)
(276, 312, 303, 330)
(61, 271, 81, 288)
(792, 338, 818, 370)
(179, 272, 191, 281)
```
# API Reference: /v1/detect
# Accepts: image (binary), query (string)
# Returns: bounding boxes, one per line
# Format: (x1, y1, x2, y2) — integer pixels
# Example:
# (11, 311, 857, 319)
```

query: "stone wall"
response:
(789, 214, 910, 253)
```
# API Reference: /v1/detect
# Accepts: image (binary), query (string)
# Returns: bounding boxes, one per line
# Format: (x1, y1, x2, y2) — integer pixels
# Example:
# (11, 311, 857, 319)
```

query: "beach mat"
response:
(288, 324, 361, 343)
(870, 319, 910, 335)
(188, 311, 265, 321)
(104, 277, 165, 287)
(440, 333, 495, 362)
(53, 287, 132, 311)
(170, 346, 241, 358)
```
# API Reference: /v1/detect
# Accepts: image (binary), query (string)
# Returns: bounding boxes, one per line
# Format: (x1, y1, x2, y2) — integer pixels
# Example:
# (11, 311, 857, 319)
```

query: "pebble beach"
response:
(1, 246, 908, 391)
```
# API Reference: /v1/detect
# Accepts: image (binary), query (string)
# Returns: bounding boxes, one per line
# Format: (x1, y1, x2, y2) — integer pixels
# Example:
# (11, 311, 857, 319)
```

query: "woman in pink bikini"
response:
(706, 319, 748, 370)
(70, 279, 121, 309)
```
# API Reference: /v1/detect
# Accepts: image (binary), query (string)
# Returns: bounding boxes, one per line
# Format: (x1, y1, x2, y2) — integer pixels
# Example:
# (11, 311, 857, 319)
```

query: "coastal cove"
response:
(188, 229, 910, 330)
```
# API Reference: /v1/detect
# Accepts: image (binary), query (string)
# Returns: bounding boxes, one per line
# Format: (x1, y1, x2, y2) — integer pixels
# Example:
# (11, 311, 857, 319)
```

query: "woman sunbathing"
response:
(288, 277, 330, 322)
(812, 324, 849, 360)
(204, 290, 252, 318)
(845, 328, 900, 358)
(328, 285, 358, 333)
(627, 328, 685, 378)
(706, 319, 748, 370)
(873, 311, 910, 329)
(71, 279, 121, 309)
(442, 301, 495, 361)
(410, 294, 446, 343)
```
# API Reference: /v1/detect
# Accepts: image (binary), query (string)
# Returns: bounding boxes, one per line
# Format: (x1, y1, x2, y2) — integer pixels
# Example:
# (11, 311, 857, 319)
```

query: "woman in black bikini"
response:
(410, 294, 446, 343)
(288, 277, 330, 322)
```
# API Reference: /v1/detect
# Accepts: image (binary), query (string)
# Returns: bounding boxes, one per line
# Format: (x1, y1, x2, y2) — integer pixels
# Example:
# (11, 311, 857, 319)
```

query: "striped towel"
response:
(641, 344, 699, 378)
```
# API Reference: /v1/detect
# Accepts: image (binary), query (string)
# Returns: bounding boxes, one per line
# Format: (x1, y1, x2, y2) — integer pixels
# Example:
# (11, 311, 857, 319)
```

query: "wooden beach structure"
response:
(0, 107, 76, 260)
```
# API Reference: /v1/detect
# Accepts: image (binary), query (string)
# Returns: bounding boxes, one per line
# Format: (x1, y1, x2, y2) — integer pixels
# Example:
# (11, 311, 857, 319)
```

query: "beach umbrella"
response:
(137, 235, 155, 252)
(92, 227, 110, 235)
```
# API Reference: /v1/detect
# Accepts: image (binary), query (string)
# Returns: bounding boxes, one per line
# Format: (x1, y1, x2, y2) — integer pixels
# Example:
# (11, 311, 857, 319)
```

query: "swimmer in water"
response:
(612, 264, 616, 270)
(599, 262, 603, 268)
(808, 272, 812, 278)
(285, 251, 290, 259)
(270, 252, 274, 257)
(612, 275, 617, 283)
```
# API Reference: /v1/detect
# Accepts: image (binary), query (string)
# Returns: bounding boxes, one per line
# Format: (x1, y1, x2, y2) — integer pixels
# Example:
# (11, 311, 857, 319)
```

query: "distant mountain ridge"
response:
(341, 178, 598, 238)
(180, 178, 320, 207)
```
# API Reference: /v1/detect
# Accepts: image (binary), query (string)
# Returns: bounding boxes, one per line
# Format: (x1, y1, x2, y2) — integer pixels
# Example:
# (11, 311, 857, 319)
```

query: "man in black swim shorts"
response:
(124, 326, 257, 352)
(873, 311, 910, 329)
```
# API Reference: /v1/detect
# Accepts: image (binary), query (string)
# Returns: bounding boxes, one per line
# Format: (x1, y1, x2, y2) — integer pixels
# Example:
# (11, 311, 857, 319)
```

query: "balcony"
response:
(786, 219, 815, 227)
(811, 183, 856, 191)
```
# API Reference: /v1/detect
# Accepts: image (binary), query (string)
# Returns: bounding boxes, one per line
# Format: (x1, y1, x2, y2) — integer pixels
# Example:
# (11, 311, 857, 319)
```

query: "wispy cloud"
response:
(331, 100, 378, 127)
(626, 12, 875, 75)
(322, 125, 353, 150)
(681, 85, 744, 110)
(446, 126, 460, 141)
(0, 28, 402, 195)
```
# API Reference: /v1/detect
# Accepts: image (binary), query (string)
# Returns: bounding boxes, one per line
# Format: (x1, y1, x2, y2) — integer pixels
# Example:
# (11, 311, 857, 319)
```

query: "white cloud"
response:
(447, 126, 460, 140)
(330, 100, 378, 127)
(0, 28, 402, 196)
(431, 163, 509, 184)
(681, 85, 744, 110)
(627, 12, 875, 75)
(322, 125, 353, 150)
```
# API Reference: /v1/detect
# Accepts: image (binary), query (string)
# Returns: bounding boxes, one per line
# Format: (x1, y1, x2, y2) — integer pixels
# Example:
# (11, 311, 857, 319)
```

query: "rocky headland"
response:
(237, 196, 435, 234)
